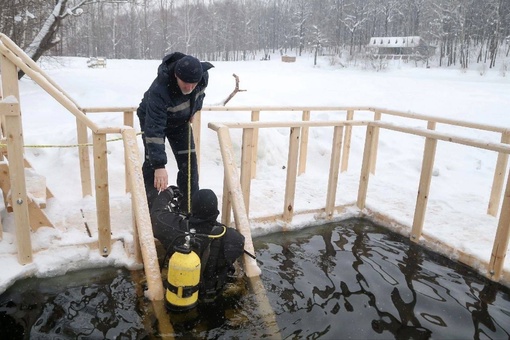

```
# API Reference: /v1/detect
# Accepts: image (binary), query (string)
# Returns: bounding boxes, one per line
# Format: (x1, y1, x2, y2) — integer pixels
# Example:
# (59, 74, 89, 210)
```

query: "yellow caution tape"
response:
(0, 132, 143, 148)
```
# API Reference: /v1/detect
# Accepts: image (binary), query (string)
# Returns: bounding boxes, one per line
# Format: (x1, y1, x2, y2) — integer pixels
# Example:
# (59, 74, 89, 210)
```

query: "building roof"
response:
(368, 36, 424, 48)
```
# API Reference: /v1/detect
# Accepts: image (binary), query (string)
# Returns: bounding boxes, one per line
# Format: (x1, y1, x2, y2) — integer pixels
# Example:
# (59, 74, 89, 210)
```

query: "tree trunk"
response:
(20, 0, 70, 79)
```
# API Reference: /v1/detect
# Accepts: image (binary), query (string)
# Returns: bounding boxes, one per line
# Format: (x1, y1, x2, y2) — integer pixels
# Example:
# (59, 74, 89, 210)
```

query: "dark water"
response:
(1, 218, 510, 339)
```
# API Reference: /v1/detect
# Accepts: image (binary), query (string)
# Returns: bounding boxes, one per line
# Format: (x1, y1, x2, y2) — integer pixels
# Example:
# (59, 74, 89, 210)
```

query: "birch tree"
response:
(18, 0, 130, 78)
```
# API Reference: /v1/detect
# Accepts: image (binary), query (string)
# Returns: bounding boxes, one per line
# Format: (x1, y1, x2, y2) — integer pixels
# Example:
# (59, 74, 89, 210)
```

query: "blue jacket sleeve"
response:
(144, 91, 168, 168)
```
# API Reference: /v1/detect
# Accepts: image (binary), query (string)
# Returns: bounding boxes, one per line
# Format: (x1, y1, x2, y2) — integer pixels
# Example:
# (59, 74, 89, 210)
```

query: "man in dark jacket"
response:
(137, 52, 214, 212)
(150, 187, 245, 302)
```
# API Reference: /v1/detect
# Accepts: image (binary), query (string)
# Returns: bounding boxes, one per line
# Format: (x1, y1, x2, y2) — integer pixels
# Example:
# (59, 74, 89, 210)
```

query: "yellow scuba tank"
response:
(165, 236, 201, 311)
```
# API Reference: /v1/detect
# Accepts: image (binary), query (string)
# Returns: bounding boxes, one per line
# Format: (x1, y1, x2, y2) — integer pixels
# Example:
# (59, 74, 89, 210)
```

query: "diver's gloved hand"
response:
(162, 185, 182, 213)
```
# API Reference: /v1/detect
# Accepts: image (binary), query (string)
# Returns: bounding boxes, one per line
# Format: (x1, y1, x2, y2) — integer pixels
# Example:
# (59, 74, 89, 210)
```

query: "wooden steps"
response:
(0, 162, 53, 231)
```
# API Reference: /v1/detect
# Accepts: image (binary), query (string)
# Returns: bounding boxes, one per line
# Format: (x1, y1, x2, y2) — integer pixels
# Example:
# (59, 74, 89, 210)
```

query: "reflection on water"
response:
(1, 218, 510, 339)
(254, 219, 510, 339)
(0, 268, 149, 339)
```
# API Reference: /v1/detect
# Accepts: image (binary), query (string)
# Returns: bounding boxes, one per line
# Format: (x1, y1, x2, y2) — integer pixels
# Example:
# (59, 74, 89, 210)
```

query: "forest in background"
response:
(0, 0, 509, 70)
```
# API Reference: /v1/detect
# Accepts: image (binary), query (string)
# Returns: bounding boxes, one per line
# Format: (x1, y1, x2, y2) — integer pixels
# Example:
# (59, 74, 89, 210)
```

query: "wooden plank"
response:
(122, 128, 164, 300)
(411, 137, 437, 242)
(19, 157, 54, 199)
(357, 125, 376, 210)
(488, 131, 510, 217)
(123, 110, 135, 194)
(240, 128, 254, 215)
(325, 126, 343, 217)
(298, 110, 310, 175)
(26, 197, 53, 230)
(369, 110, 381, 174)
(92, 133, 111, 256)
(215, 125, 260, 277)
(489, 167, 510, 280)
(5, 117, 32, 260)
(250, 110, 260, 179)
(0, 34, 81, 109)
(0, 53, 32, 264)
(76, 117, 92, 196)
(282, 127, 300, 222)
(0, 163, 10, 207)
(221, 173, 232, 227)
(0, 41, 100, 133)
(341, 109, 354, 172)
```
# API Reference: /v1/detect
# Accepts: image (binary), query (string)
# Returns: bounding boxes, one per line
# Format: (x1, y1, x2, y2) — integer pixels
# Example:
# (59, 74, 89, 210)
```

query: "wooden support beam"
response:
(489, 166, 510, 280)
(411, 137, 437, 242)
(0, 99, 32, 263)
(357, 125, 376, 210)
(214, 125, 260, 278)
(122, 128, 164, 301)
(282, 127, 300, 223)
(221, 173, 232, 227)
(92, 133, 111, 256)
(250, 110, 260, 179)
(123, 110, 135, 194)
(488, 131, 510, 217)
(241, 128, 254, 215)
(325, 126, 343, 217)
(369, 110, 381, 174)
(76, 117, 92, 197)
(341, 109, 354, 172)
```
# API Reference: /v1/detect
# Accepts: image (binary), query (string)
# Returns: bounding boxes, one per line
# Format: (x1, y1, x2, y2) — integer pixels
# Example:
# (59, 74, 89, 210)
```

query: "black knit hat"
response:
(175, 55, 203, 83)
(191, 189, 219, 221)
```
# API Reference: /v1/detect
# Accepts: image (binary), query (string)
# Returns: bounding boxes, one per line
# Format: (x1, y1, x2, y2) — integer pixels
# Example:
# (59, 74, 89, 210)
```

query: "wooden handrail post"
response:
(325, 126, 344, 217)
(76, 117, 92, 197)
(122, 128, 164, 300)
(0, 98, 32, 264)
(488, 131, 510, 217)
(488, 166, 510, 280)
(411, 136, 437, 242)
(250, 110, 260, 179)
(221, 173, 232, 227)
(241, 128, 254, 215)
(357, 124, 376, 210)
(0, 50, 32, 264)
(370, 110, 382, 174)
(282, 127, 300, 223)
(92, 133, 112, 256)
(123, 110, 135, 194)
(341, 109, 354, 172)
(215, 125, 260, 277)
(298, 110, 310, 175)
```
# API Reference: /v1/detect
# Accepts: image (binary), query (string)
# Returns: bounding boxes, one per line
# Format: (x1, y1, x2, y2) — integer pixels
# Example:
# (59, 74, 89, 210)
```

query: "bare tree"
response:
(2, 0, 509, 70)
(17, 0, 130, 78)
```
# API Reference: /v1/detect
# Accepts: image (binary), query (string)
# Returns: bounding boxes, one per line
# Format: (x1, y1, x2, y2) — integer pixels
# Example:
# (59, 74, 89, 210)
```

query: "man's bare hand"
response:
(154, 168, 168, 191)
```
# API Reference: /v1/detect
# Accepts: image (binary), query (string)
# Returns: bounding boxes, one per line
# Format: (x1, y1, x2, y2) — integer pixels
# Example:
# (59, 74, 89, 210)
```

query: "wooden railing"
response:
(74, 105, 510, 284)
(207, 119, 510, 284)
(0, 34, 164, 301)
(78, 106, 510, 222)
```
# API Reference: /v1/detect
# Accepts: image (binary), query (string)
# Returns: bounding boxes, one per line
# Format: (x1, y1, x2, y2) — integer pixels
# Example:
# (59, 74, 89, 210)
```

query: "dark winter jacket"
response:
(137, 52, 214, 169)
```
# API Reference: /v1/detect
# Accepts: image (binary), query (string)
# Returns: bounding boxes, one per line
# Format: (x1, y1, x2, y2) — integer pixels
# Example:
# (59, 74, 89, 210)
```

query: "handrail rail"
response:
(207, 119, 510, 285)
(79, 105, 510, 219)
(0, 33, 164, 300)
(0, 35, 99, 132)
